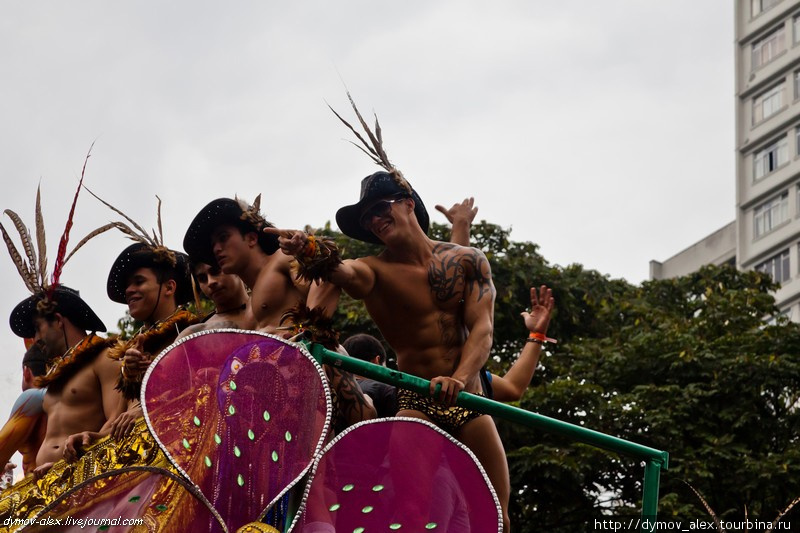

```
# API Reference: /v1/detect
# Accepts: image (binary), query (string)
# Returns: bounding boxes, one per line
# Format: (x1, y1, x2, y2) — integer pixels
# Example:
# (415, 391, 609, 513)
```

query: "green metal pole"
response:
(309, 343, 669, 468)
(641, 459, 662, 530)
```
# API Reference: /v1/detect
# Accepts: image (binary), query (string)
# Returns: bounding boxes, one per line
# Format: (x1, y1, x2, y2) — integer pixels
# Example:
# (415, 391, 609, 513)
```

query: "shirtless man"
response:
(267, 171, 511, 531)
(183, 197, 306, 334)
(7, 286, 124, 476)
(183, 197, 376, 430)
(180, 260, 256, 334)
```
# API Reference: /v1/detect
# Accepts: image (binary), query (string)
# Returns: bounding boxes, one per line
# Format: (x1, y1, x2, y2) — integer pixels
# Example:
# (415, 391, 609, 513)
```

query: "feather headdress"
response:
(328, 91, 413, 196)
(68, 189, 177, 267)
(0, 148, 93, 308)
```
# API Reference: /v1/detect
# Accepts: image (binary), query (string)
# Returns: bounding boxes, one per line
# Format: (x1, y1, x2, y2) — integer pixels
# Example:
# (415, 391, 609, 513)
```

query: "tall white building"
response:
(651, 0, 800, 320)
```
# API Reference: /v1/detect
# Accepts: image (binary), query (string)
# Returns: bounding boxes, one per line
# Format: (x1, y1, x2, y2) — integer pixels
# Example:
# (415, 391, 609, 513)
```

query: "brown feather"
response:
(3, 209, 39, 284)
(327, 103, 380, 160)
(34, 186, 48, 286)
(0, 221, 37, 294)
(155, 195, 164, 246)
(83, 186, 154, 245)
(62, 222, 139, 266)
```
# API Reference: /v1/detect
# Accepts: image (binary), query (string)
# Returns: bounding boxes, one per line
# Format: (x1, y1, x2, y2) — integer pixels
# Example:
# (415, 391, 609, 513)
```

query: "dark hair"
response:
(22, 342, 50, 377)
(342, 334, 386, 365)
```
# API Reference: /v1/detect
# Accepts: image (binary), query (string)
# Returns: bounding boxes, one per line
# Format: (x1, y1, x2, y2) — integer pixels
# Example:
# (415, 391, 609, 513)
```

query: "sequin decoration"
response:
(262, 410, 270, 422)
(248, 429, 255, 440)
(237, 474, 245, 487)
(271, 451, 278, 462)
(329, 503, 341, 512)
(285, 431, 292, 442)
(234, 446, 241, 458)
(182, 439, 190, 450)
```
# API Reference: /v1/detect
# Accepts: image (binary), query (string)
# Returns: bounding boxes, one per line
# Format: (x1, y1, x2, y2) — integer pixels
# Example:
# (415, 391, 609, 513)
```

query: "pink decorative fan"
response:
(143, 330, 332, 531)
(290, 417, 502, 533)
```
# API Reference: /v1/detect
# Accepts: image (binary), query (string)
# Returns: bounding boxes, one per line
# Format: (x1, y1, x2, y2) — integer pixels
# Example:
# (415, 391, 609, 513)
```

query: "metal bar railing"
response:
(307, 342, 669, 530)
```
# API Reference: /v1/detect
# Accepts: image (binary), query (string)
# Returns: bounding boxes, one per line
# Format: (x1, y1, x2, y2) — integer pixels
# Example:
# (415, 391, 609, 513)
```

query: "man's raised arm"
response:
(263, 227, 376, 299)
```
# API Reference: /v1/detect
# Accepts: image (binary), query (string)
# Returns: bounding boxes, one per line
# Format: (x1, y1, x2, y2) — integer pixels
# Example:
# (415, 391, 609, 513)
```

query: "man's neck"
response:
(237, 250, 270, 289)
(145, 304, 180, 327)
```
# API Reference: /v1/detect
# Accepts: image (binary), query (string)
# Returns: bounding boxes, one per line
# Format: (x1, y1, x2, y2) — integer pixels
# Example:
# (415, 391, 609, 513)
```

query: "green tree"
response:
(314, 221, 799, 531)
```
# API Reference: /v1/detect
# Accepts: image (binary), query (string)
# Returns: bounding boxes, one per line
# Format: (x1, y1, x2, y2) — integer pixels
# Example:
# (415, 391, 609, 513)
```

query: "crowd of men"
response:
(0, 170, 555, 532)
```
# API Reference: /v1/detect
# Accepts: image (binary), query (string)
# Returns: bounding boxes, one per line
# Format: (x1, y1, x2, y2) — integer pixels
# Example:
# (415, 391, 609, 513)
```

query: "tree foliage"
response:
(314, 220, 800, 531)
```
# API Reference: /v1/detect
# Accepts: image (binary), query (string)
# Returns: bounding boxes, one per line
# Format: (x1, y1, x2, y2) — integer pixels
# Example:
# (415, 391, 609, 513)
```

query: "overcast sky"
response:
(0, 2, 734, 434)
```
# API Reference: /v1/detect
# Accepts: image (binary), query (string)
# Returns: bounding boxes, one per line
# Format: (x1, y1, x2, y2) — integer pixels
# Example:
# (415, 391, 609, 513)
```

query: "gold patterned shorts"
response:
(396, 389, 483, 434)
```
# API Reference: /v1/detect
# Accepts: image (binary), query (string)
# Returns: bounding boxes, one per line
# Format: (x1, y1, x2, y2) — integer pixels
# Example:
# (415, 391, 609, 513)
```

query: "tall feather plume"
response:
(83, 186, 154, 247)
(3, 209, 39, 285)
(0, 221, 37, 294)
(50, 145, 93, 292)
(155, 195, 164, 247)
(328, 90, 412, 194)
(34, 186, 47, 289)
(62, 222, 141, 266)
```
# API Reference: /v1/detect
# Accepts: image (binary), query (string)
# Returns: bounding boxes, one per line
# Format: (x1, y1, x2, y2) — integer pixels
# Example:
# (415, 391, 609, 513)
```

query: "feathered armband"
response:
(291, 235, 342, 283)
(280, 303, 339, 350)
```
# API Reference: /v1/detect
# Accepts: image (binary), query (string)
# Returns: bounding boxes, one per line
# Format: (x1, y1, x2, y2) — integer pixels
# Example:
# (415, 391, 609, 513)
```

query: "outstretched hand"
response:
(521, 285, 554, 334)
(435, 197, 478, 225)
(262, 227, 309, 256)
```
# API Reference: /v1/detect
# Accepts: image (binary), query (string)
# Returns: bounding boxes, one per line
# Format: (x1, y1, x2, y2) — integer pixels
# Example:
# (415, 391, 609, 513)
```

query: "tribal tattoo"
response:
(326, 365, 374, 433)
(428, 243, 494, 303)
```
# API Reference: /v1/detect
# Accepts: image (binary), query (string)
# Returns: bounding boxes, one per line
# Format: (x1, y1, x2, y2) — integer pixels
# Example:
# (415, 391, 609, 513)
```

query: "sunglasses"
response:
(359, 197, 407, 230)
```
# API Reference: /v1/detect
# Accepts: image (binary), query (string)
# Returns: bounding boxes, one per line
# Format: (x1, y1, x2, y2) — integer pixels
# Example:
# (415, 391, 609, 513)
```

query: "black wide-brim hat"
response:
(183, 198, 279, 266)
(10, 285, 107, 339)
(335, 171, 429, 245)
(107, 243, 194, 306)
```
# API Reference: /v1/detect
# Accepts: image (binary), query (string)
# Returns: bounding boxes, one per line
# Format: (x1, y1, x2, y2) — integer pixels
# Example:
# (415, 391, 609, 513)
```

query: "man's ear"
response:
(244, 231, 259, 248)
(53, 313, 66, 331)
(162, 279, 177, 297)
(22, 366, 33, 383)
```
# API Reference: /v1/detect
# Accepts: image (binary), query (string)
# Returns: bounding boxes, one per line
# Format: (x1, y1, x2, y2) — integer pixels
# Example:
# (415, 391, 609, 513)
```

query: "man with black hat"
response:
(267, 170, 511, 531)
(71, 241, 197, 448)
(184, 196, 376, 431)
(183, 196, 308, 333)
(8, 286, 124, 476)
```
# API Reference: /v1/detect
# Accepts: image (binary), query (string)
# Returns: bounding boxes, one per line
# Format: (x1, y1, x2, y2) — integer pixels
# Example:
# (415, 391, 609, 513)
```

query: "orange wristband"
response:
(528, 331, 557, 344)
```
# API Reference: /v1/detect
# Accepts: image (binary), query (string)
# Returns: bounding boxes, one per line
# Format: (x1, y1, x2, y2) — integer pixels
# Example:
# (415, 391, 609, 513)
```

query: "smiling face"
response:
(359, 196, 414, 243)
(210, 224, 256, 276)
(194, 262, 245, 310)
(125, 266, 175, 322)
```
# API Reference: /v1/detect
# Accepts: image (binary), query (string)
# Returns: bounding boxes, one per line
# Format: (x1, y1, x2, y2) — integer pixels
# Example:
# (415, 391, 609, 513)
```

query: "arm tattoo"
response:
(428, 243, 493, 303)
(327, 366, 372, 432)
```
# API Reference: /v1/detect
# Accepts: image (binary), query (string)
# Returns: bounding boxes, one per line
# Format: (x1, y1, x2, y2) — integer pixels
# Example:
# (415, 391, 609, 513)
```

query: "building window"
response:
(754, 137, 788, 179)
(752, 0, 781, 18)
(795, 71, 800, 100)
(754, 192, 789, 238)
(753, 84, 785, 124)
(795, 15, 800, 43)
(752, 26, 786, 69)
(756, 249, 790, 283)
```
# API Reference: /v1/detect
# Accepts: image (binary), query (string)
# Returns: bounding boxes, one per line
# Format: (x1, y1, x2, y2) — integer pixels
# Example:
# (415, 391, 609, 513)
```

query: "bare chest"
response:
(43, 364, 101, 411)
(251, 265, 307, 326)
